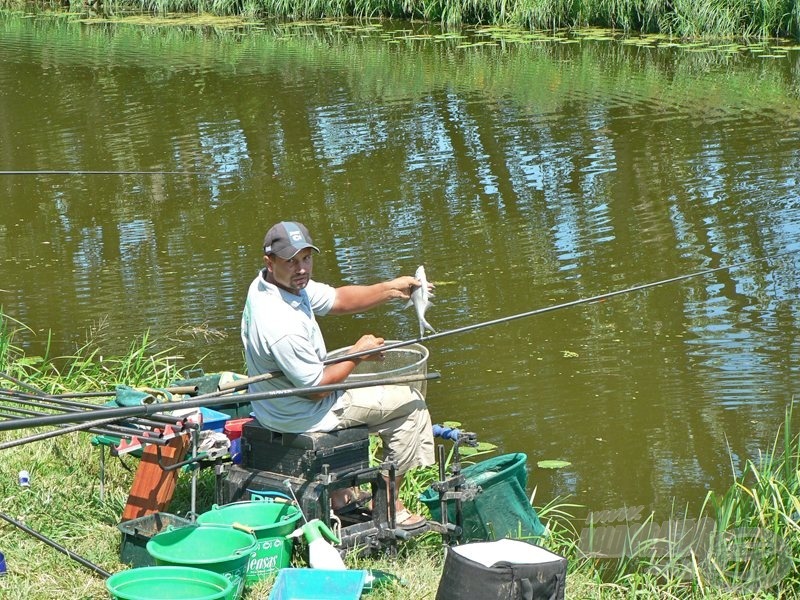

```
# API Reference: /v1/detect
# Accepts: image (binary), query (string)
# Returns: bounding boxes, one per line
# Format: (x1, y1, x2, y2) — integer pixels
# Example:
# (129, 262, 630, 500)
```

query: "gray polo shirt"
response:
(241, 269, 339, 432)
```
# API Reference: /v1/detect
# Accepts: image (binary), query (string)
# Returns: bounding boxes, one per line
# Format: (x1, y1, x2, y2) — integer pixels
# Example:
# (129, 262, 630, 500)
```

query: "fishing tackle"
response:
(0, 371, 439, 433)
(332, 249, 800, 363)
(0, 512, 111, 579)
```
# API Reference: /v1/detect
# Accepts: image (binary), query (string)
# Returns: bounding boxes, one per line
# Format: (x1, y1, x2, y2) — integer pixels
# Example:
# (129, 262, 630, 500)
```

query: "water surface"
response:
(2, 11, 800, 519)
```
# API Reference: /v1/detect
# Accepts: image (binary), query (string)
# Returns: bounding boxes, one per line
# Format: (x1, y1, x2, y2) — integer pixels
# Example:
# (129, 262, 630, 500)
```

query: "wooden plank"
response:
(121, 434, 191, 521)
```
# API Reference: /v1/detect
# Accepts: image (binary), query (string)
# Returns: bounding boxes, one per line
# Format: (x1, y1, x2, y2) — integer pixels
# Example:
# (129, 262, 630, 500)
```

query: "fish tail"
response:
(421, 318, 436, 334)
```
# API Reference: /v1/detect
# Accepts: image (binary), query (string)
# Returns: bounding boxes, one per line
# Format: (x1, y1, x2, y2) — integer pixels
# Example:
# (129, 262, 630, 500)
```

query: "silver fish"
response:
(406, 265, 435, 337)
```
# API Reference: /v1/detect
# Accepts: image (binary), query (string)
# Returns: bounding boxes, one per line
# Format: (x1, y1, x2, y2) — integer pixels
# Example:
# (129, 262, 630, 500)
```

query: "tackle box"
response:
(224, 464, 330, 520)
(240, 421, 370, 479)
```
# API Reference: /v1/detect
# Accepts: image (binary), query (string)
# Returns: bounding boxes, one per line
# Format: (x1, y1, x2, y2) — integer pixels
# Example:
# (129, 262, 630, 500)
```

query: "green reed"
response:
(32, 0, 799, 39)
(697, 405, 800, 594)
(564, 405, 800, 598)
(0, 311, 24, 373)
(0, 309, 188, 394)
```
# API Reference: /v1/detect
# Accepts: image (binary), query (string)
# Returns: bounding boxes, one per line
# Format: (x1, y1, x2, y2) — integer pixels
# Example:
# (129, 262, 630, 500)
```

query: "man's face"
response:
(265, 248, 314, 294)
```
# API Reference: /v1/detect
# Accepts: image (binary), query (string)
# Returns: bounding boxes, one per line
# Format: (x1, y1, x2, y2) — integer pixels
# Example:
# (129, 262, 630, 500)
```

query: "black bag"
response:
(435, 539, 567, 600)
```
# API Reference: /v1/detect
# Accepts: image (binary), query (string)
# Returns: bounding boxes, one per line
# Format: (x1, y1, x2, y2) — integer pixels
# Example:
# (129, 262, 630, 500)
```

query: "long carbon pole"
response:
(0, 512, 112, 578)
(331, 250, 798, 363)
(0, 374, 177, 426)
(0, 371, 439, 432)
(0, 413, 173, 451)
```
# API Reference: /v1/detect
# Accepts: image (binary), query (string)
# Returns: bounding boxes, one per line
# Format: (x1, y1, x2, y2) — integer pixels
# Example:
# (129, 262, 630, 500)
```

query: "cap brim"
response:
(273, 244, 320, 259)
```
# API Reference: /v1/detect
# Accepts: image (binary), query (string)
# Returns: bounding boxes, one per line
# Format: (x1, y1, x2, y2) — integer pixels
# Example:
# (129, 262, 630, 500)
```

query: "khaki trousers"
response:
(330, 385, 435, 476)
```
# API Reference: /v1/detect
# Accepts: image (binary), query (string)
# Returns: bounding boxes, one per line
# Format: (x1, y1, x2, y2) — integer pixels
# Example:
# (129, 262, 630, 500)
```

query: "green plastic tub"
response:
(146, 524, 257, 600)
(106, 566, 234, 600)
(196, 498, 303, 583)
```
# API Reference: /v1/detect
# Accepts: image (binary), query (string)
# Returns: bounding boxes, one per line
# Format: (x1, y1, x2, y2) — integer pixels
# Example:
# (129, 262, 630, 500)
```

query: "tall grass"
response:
(0, 311, 187, 395)
(504, 0, 800, 38)
(697, 405, 800, 594)
(35, 0, 800, 39)
(561, 405, 800, 598)
(0, 311, 25, 374)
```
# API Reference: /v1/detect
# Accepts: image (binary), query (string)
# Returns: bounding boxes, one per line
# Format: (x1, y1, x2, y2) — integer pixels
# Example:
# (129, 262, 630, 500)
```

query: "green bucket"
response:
(106, 566, 234, 600)
(196, 498, 303, 583)
(146, 524, 257, 600)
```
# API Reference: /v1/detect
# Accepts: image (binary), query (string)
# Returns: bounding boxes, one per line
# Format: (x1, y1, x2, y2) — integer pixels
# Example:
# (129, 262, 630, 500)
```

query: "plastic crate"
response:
(117, 512, 192, 567)
(268, 569, 367, 600)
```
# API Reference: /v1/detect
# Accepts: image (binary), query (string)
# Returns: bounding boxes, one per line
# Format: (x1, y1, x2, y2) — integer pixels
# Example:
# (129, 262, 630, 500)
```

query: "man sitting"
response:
(240, 221, 435, 529)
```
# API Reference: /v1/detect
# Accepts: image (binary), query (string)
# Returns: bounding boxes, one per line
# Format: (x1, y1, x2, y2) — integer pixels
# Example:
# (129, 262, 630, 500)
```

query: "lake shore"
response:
(1, 317, 798, 598)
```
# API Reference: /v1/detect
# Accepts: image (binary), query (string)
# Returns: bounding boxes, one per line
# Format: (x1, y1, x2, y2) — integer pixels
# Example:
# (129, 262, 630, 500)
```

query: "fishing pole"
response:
(0, 414, 170, 451)
(0, 397, 173, 442)
(0, 371, 439, 433)
(0, 412, 175, 451)
(0, 170, 206, 176)
(0, 388, 176, 426)
(0, 372, 49, 396)
(331, 249, 799, 363)
(0, 374, 179, 427)
(0, 512, 112, 579)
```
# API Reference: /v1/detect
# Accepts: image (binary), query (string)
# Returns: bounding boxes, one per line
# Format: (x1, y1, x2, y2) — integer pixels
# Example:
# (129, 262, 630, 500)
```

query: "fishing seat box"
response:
(224, 464, 365, 522)
(240, 420, 371, 479)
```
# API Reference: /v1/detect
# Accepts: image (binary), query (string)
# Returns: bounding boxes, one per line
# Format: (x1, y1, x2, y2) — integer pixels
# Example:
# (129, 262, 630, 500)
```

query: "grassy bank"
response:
(1, 313, 799, 598)
(8, 0, 800, 40)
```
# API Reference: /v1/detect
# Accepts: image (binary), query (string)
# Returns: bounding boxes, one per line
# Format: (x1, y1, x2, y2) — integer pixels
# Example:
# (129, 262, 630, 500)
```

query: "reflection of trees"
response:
(4, 13, 800, 514)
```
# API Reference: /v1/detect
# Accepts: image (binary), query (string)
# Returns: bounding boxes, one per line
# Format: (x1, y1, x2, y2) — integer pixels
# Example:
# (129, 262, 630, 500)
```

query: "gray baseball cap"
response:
(263, 221, 320, 259)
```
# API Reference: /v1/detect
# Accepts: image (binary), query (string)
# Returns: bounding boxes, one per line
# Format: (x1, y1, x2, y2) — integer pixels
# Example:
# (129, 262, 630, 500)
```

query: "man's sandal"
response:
(395, 508, 427, 530)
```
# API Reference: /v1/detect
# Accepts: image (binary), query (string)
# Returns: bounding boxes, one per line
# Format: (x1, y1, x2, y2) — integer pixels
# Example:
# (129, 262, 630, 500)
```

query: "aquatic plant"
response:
(0, 311, 34, 375)
(563, 405, 800, 597)
(0, 309, 185, 393)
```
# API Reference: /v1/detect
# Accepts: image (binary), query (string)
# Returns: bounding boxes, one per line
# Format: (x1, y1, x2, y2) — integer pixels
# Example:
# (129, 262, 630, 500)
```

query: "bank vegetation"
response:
(2, 0, 798, 40)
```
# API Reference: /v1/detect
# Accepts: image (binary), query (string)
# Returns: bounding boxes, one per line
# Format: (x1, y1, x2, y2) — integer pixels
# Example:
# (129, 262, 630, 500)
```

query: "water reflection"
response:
(2, 11, 800, 518)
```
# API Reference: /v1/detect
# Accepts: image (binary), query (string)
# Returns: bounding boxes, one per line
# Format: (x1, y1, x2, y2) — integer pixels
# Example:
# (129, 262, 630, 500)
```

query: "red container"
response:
(224, 418, 254, 441)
